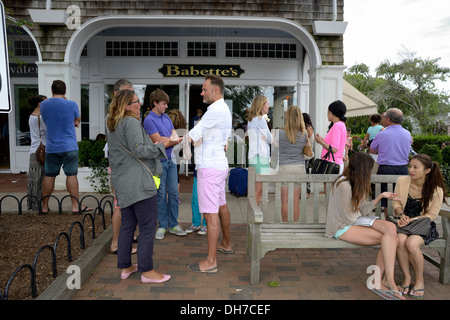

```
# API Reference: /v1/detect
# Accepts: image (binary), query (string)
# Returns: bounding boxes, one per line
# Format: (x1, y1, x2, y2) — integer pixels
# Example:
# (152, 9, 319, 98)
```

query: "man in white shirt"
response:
(188, 74, 233, 273)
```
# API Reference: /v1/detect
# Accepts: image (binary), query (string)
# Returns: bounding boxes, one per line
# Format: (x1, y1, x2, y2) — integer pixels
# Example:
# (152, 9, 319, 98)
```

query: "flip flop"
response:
(408, 287, 424, 299)
(73, 206, 93, 214)
(217, 247, 234, 254)
(369, 288, 404, 300)
(188, 263, 218, 274)
(397, 284, 411, 295)
(109, 248, 137, 255)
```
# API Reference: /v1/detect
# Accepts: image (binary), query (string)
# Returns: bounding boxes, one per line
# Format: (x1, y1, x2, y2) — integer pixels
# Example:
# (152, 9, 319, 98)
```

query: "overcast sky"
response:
(343, 0, 450, 80)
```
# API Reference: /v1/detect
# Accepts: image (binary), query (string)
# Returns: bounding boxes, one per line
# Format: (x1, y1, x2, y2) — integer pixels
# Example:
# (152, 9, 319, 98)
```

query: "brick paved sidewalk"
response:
(73, 223, 449, 301)
(1, 173, 448, 302)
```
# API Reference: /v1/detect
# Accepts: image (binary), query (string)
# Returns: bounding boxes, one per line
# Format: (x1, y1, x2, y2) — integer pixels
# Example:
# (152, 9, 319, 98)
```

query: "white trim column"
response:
(308, 65, 346, 141)
(88, 81, 105, 137)
(36, 61, 82, 140)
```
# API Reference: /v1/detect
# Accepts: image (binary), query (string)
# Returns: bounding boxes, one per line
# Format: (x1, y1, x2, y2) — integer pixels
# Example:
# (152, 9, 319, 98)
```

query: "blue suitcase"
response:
(228, 167, 248, 197)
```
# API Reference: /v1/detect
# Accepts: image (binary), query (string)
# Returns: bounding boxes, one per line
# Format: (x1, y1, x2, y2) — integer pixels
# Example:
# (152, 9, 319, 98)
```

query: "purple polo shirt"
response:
(143, 111, 174, 160)
(370, 125, 411, 166)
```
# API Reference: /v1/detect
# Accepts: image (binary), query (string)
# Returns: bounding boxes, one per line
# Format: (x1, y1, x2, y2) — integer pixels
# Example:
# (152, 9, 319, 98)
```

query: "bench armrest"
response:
(439, 208, 450, 220)
(247, 196, 263, 224)
(439, 208, 450, 243)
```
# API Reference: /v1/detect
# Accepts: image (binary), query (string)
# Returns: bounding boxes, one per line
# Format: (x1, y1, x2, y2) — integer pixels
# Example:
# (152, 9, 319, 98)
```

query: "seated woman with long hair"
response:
(392, 154, 447, 299)
(325, 152, 405, 300)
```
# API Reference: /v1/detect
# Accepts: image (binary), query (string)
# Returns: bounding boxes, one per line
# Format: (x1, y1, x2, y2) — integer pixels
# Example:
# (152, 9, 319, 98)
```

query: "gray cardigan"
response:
(108, 116, 167, 208)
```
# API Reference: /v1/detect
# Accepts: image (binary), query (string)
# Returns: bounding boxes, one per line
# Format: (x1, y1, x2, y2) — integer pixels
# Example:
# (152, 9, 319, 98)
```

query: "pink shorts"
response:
(197, 168, 228, 213)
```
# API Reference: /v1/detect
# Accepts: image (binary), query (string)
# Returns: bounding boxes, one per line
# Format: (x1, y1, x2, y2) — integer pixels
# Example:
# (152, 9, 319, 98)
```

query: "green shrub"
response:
(78, 139, 94, 167)
(440, 164, 450, 193)
(418, 144, 443, 163)
(78, 139, 110, 194)
(89, 140, 107, 165)
(412, 135, 449, 154)
(442, 146, 450, 165)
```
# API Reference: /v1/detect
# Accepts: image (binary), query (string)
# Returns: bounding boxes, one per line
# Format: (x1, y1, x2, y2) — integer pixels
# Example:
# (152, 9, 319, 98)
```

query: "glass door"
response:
(14, 85, 38, 148)
(104, 84, 180, 124)
(0, 112, 9, 169)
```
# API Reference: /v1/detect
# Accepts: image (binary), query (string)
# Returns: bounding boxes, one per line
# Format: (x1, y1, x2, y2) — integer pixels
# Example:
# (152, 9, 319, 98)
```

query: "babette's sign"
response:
(159, 64, 244, 78)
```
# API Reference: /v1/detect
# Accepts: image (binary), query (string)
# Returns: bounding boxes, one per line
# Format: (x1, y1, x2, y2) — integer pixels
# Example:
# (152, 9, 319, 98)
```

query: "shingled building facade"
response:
(4, 0, 348, 173)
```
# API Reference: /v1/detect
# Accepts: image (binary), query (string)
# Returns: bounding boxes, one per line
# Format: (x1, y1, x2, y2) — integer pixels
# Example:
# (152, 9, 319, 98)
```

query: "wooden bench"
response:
(246, 166, 450, 285)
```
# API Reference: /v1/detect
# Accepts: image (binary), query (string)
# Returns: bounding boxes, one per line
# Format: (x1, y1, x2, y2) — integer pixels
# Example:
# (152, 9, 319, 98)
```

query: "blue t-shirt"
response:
(367, 124, 383, 141)
(143, 111, 175, 160)
(40, 97, 80, 153)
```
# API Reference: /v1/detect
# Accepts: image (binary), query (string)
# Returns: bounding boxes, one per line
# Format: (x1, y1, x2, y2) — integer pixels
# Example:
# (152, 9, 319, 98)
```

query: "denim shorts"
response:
(45, 150, 79, 177)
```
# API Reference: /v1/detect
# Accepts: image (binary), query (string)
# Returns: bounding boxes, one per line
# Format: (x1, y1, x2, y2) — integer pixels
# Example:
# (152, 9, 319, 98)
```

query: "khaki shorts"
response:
(279, 163, 305, 187)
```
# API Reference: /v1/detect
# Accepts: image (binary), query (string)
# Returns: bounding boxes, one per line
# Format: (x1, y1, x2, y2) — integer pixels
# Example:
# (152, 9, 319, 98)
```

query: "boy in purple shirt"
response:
(143, 89, 184, 239)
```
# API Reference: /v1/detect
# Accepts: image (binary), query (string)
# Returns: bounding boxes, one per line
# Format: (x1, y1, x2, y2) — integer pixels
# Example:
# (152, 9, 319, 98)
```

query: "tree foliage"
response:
(224, 85, 264, 127)
(344, 49, 450, 135)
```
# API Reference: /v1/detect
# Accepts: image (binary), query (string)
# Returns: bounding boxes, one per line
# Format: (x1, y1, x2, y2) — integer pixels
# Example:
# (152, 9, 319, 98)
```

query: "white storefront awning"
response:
(343, 79, 378, 117)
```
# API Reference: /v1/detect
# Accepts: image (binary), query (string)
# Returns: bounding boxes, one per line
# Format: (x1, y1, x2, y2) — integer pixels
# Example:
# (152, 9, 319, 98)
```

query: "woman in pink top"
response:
(315, 100, 347, 174)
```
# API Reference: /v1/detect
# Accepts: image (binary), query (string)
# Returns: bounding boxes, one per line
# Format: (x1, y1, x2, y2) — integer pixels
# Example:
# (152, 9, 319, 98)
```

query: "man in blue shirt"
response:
(40, 80, 91, 214)
(143, 89, 184, 239)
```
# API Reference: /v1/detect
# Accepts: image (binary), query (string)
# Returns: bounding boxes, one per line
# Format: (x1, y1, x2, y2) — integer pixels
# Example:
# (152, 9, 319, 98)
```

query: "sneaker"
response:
(198, 225, 207, 235)
(185, 225, 201, 234)
(155, 228, 166, 240)
(169, 225, 187, 236)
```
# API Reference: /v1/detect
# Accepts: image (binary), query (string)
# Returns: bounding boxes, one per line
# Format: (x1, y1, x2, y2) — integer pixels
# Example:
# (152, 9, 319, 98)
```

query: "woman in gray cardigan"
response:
(325, 152, 405, 300)
(107, 89, 171, 284)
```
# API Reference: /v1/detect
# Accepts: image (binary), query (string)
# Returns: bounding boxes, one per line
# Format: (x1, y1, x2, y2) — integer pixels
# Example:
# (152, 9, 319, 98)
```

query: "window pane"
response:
(14, 85, 38, 146)
(81, 85, 89, 139)
(224, 42, 297, 59)
(105, 84, 180, 125)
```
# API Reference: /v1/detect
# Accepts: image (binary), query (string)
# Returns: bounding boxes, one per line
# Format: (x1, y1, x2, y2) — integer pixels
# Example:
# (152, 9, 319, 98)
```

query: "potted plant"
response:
(55, 139, 110, 193)
(78, 139, 110, 194)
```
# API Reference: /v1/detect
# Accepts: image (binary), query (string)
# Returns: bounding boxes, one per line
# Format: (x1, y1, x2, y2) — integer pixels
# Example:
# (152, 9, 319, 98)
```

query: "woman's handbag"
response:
(303, 135, 314, 160)
(119, 143, 160, 189)
(397, 217, 431, 236)
(353, 215, 379, 227)
(182, 135, 192, 160)
(35, 115, 45, 165)
(310, 145, 340, 174)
